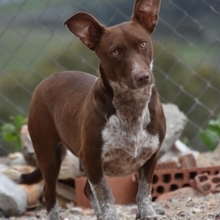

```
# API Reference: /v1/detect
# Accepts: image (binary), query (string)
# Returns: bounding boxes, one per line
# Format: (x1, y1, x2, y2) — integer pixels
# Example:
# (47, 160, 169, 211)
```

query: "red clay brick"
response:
(179, 154, 196, 168)
(75, 166, 220, 207)
(195, 172, 220, 195)
(156, 160, 179, 170)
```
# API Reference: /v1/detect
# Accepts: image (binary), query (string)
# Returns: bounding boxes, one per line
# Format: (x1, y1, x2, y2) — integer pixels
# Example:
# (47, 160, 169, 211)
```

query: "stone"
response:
(59, 150, 85, 180)
(192, 208, 201, 214)
(196, 151, 220, 167)
(0, 173, 27, 217)
(155, 208, 166, 215)
(159, 140, 199, 164)
(20, 125, 37, 166)
(8, 152, 26, 166)
(20, 183, 43, 208)
(56, 181, 75, 201)
(156, 187, 196, 202)
(0, 167, 21, 181)
(161, 103, 188, 154)
(215, 213, 220, 220)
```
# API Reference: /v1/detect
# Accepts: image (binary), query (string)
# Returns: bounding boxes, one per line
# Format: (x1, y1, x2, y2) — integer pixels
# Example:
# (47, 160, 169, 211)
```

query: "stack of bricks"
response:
(152, 165, 220, 200)
(75, 154, 220, 207)
(152, 153, 220, 200)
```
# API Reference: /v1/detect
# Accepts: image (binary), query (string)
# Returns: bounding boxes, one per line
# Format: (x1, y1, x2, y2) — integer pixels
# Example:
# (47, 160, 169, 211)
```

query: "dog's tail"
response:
(20, 167, 43, 184)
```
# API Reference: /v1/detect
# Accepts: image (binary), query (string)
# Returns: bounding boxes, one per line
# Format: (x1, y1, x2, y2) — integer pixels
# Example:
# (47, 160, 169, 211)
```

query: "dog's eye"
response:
(111, 50, 119, 56)
(140, 41, 147, 48)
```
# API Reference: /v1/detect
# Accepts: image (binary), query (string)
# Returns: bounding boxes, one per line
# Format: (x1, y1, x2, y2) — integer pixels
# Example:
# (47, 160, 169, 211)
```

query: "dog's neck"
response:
(110, 80, 152, 115)
(96, 64, 153, 126)
(109, 81, 153, 129)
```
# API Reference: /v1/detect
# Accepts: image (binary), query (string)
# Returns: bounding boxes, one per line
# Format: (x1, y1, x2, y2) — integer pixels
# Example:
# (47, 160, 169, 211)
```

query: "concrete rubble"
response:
(0, 173, 27, 217)
(161, 103, 188, 154)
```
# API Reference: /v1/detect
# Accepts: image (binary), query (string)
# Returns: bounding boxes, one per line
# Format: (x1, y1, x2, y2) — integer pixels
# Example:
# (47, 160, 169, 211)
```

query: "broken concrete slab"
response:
(161, 103, 188, 154)
(0, 173, 27, 217)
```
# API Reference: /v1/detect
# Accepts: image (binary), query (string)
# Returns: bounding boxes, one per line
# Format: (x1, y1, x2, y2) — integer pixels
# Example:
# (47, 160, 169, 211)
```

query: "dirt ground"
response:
(1, 152, 220, 220)
(1, 192, 220, 220)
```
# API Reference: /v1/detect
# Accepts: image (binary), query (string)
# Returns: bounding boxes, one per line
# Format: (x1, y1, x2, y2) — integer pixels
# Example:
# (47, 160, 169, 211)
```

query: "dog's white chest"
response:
(101, 105, 160, 177)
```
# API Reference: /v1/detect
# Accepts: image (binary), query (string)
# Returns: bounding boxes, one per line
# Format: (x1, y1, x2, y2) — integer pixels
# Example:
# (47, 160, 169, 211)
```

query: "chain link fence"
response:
(0, 0, 220, 155)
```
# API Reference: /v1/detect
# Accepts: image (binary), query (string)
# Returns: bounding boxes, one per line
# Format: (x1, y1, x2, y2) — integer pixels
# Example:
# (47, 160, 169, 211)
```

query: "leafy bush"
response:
(1, 115, 27, 152)
(200, 114, 220, 151)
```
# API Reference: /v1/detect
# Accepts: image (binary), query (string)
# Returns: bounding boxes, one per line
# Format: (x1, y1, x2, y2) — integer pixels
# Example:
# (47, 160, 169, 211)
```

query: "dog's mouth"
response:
(109, 78, 153, 93)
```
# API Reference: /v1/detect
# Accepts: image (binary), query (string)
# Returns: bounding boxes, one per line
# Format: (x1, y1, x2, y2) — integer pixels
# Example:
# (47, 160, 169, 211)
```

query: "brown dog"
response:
(20, 0, 166, 219)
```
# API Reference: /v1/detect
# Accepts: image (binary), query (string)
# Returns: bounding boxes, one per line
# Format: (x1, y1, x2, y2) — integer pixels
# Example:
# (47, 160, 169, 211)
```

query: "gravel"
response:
(1, 193, 220, 220)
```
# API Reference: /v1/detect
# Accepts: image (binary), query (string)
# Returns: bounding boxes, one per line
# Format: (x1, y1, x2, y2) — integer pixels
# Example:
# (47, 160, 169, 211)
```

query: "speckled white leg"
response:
(136, 170, 159, 220)
(89, 178, 118, 220)
(48, 203, 60, 220)
(87, 189, 102, 219)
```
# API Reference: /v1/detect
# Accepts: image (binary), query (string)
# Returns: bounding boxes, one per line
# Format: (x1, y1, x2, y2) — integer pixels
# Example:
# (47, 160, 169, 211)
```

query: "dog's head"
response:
(64, 0, 161, 90)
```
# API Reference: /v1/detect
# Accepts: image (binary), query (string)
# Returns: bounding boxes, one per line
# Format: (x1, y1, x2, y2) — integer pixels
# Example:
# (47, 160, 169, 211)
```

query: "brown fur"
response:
(20, 0, 166, 219)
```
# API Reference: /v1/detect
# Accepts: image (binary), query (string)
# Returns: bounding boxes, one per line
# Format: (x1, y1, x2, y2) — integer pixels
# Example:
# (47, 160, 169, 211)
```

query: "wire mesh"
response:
(0, 0, 220, 155)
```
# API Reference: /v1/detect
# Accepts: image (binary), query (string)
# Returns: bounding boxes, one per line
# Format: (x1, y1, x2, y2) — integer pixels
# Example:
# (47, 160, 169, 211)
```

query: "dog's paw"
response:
(48, 204, 61, 220)
(102, 211, 119, 220)
(136, 213, 164, 220)
(136, 206, 156, 220)
(136, 214, 162, 220)
(140, 218, 160, 220)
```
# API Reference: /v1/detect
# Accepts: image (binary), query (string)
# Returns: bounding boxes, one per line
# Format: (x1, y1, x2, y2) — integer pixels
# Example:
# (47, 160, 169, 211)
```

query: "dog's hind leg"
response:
(84, 180, 102, 219)
(45, 143, 64, 220)
(33, 140, 64, 220)
(28, 113, 64, 220)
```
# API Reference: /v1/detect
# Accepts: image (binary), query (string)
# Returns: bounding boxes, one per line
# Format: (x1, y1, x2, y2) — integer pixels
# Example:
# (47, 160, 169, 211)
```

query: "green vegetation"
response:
(200, 115, 220, 151)
(1, 115, 27, 151)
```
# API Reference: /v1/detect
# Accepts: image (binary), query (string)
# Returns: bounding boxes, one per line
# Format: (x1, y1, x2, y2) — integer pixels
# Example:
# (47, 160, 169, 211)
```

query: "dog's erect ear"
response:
(64, 12, 105, 50)
(132, 0, 161, 33)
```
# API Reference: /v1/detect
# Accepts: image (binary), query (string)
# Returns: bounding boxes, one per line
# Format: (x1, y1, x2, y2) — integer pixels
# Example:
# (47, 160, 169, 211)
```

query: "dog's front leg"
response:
(84, 180, 102, 219)
(136, 152, 160, 220)
(80, 112, 118, 220)
(88, 177, 118, 220)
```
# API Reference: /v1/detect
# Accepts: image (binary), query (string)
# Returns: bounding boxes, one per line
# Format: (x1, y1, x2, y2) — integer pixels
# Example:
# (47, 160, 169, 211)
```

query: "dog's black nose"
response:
(134, 71, 150, 87)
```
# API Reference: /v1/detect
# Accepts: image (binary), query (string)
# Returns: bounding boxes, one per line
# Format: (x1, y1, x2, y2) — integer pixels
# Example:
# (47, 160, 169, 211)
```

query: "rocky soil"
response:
(1, 192, 220, 220)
